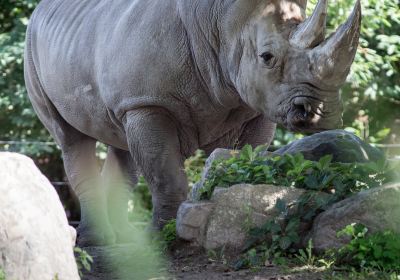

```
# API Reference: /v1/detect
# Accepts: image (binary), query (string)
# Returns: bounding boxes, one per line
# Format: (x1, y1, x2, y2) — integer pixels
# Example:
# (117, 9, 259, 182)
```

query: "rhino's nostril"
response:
(294, 102, 313, 120)
(304, 103, 312, 113)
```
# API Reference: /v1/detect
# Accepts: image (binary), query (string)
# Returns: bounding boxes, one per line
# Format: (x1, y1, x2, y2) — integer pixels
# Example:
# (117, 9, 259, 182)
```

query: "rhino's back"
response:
(27, 0, 197, 149)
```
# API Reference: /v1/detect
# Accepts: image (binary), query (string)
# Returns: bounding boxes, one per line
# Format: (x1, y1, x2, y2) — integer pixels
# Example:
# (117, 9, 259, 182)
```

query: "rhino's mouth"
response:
(280, 94, 341, 133)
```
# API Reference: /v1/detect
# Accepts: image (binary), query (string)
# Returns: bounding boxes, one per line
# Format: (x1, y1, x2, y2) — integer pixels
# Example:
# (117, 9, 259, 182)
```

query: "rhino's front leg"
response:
(124, 108, 188, 229)
(238, 115, 277, 149)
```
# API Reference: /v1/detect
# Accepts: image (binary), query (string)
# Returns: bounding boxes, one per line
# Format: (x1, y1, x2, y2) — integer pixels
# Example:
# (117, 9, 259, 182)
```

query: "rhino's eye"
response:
(260, 52, 276, 68)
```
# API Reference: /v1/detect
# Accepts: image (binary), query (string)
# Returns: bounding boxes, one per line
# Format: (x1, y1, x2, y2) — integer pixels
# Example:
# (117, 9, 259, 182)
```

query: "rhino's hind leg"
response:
(101, 146, 139, 243)
(37, 124, 115, 246)
(60, 136, 116, 247)
(25, 45, 115, 247)
(124, 108, 188, 229)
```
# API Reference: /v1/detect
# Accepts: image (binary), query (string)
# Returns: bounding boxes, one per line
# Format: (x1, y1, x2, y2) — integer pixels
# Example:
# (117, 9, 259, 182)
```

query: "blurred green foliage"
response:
(184, 149, 206, 189)
(0, 0, 65, 179)
(0, 267, 5, 280)
(161, 219, 177, 246)
(0, 0, 399, 176)
(0, 0, 51, 153)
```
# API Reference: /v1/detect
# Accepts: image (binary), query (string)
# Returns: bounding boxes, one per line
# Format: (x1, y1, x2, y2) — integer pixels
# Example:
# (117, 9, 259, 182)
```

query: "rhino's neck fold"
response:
(177, 0, 240, 109)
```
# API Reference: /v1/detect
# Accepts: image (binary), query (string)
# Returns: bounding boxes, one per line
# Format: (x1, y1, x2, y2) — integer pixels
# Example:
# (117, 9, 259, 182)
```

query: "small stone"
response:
(181, 266, 191, 272)
(176, 201, 215, 243)
(265, 260, 275, 267)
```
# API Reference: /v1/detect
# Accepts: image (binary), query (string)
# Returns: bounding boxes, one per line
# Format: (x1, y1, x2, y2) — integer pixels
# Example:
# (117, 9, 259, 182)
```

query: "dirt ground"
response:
(82, 240, 383, 280)
(168, 241, 327, 280)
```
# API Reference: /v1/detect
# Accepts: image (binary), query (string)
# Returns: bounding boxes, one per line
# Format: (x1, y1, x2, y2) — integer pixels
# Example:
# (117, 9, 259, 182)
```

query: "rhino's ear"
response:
(278, 0, 306, 22)
(223, 0, 306, 36)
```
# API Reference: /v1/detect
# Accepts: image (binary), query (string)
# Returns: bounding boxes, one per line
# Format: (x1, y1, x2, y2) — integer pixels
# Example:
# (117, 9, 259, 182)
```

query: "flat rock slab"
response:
(178, 184, 305, 250)
(309, 183, 400, 252)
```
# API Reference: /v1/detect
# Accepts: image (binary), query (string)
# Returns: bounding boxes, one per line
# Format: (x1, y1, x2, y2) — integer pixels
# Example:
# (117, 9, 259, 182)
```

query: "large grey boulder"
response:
(0, 152, 79, 280)
(309, 183, 400, 252)
(178, 184, 305, 250)
(275, 129, 384, 163)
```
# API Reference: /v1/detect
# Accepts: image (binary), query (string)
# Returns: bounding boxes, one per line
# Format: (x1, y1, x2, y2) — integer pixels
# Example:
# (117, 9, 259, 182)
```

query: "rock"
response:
(176, 201, 215, 243)
(309, 183, 400, 252)
(178, 184, 305, 250)
(0, 152, 79, 280)
(275, 129, 384, 163)
(190, 148, 237, 201)
(182, 130, 387, 252)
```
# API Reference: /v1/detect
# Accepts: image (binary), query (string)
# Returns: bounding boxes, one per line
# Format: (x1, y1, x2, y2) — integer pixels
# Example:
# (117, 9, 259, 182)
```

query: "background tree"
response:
(1, 0, 63, 179)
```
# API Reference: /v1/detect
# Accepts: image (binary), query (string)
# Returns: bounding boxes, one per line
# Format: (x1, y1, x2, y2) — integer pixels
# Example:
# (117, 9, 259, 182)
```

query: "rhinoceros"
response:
(24, 0, 361, 245)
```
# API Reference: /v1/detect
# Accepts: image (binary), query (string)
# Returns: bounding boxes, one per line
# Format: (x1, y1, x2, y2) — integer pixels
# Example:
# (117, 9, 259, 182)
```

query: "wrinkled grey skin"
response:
(24, 0, 360, 245)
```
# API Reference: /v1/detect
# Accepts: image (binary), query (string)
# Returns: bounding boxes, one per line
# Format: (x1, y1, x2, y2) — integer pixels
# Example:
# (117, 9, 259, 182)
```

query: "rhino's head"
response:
(223, 0, 361, 132)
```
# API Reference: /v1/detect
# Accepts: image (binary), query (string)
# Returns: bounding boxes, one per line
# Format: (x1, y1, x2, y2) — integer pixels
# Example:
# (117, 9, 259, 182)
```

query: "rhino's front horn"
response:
(310, 0, 361, 86)
(290, 0, 328, 49)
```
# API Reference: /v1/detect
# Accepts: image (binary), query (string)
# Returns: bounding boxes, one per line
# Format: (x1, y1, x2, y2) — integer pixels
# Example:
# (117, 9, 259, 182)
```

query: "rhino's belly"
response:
(49, 86, 129, 150)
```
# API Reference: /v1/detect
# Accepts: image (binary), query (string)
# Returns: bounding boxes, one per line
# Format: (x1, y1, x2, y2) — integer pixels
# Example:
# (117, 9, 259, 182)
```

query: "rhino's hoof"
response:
(77, 223, 116, 247)
(113, 223, 140, 244)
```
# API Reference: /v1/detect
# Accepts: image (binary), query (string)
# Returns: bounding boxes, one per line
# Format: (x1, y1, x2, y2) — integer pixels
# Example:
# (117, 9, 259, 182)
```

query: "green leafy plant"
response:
(337, 223, 400, 272)
(200, 144, 398, 201)
(184, 149, 206, 189)
(74, 247, 93, 277)
(234, 248, 261, 270)
(317, 258, 336, 270)
(295, 239, 316, 266)
(161, 219, 177, 246)
(207, 247, 228, 265)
